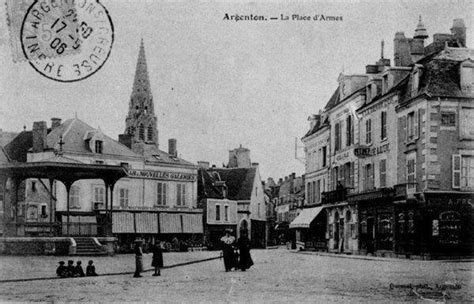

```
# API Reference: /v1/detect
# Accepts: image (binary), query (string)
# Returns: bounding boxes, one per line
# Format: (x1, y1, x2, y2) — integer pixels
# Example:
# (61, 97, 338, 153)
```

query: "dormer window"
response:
(460, 61, 474, 93)
(95, 140, 103, 154)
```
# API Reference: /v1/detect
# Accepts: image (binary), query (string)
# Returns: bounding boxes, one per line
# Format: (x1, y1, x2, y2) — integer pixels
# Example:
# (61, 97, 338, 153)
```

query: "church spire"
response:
(124, 39, 159, 150)
(132, 38, 152, 97)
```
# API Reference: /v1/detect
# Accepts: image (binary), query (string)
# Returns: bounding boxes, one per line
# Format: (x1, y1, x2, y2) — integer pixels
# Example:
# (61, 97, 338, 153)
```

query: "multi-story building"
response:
(197, 147, 267, 249)
(299, 17, 473, 258)
(1, 41, 203, 254)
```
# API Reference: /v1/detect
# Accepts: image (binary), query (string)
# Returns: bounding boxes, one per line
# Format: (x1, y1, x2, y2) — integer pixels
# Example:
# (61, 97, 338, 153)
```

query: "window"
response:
(441, 112, 455, 127)
(365, 119, 372, 144)
(453, 155, 474, 189)
(225, 205, 229, 221)
(379, 159, 387, 187)
(316, 180, 321, 203)
(332, 166, 338, 190)
(216, 204, 221, 221)
(412, 70, 419, 95)
(176, 183, 186, 206)
(344, 162, 352, 188)
(346, 115, 353, 146)
(119, 188, 129, 207)
(31, 181, 37, 192)
(383, 74, 389, 93)
(156, 183, 167, 206)
(257, 203, 260, 218)
(406, 111, 419, 141)
(381, 111, 387, 140)
(364, 164, 374, 191)
(322, 146, 327, 167)
(307, 182, 312, 204)
(147, 125, 154, 141)
(93, 185, 104, 207)
(407, 158, 416, 190)
(95, 140, 103, 153)
(69, 185, 81, 209)
(460, 62, 474, 92)
(138, 124, 145, 140)
(41, 205, 47, 217)
(334, 123, 341, 151)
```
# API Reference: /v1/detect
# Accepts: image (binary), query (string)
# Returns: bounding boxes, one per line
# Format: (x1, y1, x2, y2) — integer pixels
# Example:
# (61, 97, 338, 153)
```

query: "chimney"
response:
(393, 32, 412, 67)
(451, 18, 466, 47)
(32, 121, 47, 152)
(51, 118, 61, 130)
(168, 138, 177, 157)
(197, 161, 210, 169)
(119, 134, 132, 149)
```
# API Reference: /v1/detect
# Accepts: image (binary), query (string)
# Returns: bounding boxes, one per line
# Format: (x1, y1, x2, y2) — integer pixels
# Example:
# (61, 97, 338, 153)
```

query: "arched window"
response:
(138, 124, 144, 140)
(346, 210, 352, 222)
(147, 125, 153, 141)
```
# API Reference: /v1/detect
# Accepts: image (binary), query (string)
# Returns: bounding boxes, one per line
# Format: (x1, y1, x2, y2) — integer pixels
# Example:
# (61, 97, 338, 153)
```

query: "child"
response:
(86, 260, 98, 276)
(56, 261, 67, 278)
(75, 261, 85, 277)
(66, 260, 75, 277)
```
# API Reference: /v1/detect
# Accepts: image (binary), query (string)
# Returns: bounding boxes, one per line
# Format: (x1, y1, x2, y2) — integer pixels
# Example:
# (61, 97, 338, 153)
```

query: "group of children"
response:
(56, 260, 98, 278)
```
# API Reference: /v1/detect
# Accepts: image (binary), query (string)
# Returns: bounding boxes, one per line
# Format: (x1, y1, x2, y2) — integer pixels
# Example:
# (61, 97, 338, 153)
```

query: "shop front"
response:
(289, 206, 326, 251)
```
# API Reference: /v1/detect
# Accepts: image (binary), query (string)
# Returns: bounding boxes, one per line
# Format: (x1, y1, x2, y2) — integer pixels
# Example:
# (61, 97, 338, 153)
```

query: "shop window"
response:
(438, 211, 461, 245)
(407, 211, 415, 234)
(378, 214, 392, 235)
(398, 213, 405, 234)
(360, 220, 367, 234)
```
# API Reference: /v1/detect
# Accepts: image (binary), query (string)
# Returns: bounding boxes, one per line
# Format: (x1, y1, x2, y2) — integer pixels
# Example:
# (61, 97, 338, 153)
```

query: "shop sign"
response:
(127, 169, 196, 181)
(354, 143, 390, 158)
(335, 151, 351, 162)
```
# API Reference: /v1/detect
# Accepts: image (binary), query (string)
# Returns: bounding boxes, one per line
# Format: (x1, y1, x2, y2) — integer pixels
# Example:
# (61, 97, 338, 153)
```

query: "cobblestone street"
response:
(0, 248, 472, 303)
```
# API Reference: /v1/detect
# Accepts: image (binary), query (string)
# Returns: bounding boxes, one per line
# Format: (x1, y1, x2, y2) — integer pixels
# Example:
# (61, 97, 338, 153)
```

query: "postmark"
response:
(20, 0, 114, 82)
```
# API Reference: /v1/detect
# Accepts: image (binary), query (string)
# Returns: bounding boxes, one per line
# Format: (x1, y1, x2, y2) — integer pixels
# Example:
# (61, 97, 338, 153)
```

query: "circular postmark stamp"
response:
(20, 0, 114, 82)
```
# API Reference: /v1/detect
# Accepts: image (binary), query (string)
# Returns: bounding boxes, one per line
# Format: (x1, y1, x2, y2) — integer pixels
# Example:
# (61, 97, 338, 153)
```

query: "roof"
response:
(323, 87, 340, 111)
(47, 118, 139, 157)
(198, 167, 257, 201)
(289, 206, 324, 229)
(142, 145, 195, 167)
(4, 131, 33, 162)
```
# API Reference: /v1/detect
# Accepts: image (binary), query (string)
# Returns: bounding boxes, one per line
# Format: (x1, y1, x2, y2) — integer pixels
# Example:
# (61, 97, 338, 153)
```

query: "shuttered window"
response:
(452, 154, 461, 189)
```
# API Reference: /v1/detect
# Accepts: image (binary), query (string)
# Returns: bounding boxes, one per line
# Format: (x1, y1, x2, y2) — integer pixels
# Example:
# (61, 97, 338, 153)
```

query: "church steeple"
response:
(124, 39, 158, 150)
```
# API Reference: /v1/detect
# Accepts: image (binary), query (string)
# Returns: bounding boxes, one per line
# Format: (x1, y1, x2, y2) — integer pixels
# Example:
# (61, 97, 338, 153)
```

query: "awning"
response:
(135, 212, 158, 234)
(159, 213, 182, 233)
(112, 212, 135, 233)
(182, 214, 203, 233)
(289, 207, 325, 229)
(275, 222, 289, 230)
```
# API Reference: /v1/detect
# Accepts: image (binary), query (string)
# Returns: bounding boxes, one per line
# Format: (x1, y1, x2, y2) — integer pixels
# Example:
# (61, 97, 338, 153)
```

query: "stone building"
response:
(301, 18, 473, 258)
(197, 147, 267, 249)
(0, 41, 203, 254)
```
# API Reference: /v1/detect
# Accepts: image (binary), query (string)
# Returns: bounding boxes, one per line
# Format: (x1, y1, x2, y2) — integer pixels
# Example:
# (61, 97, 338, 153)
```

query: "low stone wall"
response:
(0, 237, 73, 255)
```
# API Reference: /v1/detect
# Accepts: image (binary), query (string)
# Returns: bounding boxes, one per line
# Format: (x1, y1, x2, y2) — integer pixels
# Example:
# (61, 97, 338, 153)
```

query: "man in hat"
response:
(66, 260, 75, 277)
(133, 239, 144, 278)
(56, 261, 67, 278)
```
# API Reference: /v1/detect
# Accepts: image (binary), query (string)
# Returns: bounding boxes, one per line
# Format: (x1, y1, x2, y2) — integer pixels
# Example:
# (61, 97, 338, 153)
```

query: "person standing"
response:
(220, 229, 236, 272)
(237, 232, 254, 271)
(133, 239, 144, 278)
(151, 240, 164, 276)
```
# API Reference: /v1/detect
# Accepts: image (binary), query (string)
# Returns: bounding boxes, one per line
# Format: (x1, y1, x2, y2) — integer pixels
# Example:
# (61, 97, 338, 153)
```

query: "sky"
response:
(0, 0, 472, 180)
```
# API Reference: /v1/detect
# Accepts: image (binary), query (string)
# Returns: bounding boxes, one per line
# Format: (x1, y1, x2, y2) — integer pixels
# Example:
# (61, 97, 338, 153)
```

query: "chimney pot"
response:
(51, 118, 61, 130)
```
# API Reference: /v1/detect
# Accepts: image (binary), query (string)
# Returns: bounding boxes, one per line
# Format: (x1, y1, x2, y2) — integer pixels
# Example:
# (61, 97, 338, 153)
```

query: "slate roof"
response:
(143, 145, 195, 167)
(198, 167, 257, 201)
(4, 131, 33, 162)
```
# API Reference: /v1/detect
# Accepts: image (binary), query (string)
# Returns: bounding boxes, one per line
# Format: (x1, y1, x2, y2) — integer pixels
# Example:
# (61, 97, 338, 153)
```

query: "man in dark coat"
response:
(56, 261, 67, 278)
(151, 241, 164, 276)
(237, 232, 254, 271)
(133, 239, 144, 278)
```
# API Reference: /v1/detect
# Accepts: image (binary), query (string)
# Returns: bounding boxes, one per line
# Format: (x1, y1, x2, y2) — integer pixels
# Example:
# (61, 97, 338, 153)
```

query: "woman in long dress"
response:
(151, 241, 164, 276)
(237, 232, 254, 271)
(220, 229, 236, 272)
(133, 240, 144, 278)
